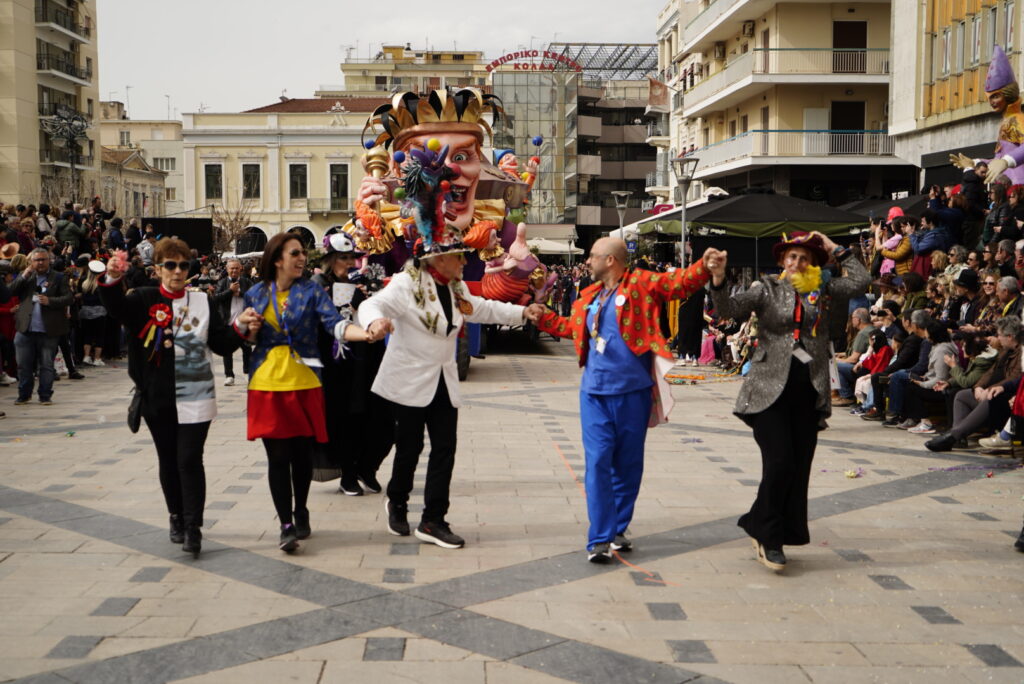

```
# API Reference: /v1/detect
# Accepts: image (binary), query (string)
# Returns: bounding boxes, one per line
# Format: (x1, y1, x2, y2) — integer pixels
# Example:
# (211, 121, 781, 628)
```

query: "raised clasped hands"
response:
(523, 303, 546, 322)
(703, 247, 728, 284)
(366, 318, 393, 342)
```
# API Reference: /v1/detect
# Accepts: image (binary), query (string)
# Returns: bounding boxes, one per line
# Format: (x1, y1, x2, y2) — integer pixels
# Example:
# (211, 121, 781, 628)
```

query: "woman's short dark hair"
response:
(901, 272, 925, 293)
(259, 232, 302, 283)
(925, 319, 951, 343)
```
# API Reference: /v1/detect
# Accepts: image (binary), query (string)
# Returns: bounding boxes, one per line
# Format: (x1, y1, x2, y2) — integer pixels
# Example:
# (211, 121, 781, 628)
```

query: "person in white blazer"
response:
(359, 245, 545, 548)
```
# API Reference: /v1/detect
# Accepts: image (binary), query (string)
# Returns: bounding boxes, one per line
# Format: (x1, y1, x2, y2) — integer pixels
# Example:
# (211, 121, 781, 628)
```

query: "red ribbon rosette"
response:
(139, 303, 173, 363)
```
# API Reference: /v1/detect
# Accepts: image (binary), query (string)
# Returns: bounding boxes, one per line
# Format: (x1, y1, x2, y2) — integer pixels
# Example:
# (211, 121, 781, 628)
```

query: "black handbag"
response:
(127, 387, 143, 433)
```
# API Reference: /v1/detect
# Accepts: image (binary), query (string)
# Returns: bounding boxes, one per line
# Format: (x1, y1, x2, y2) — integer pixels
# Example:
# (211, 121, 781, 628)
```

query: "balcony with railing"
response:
(36, 53, 92, 84)
(683, 48, 890, 117)
(37, 101, 85, 118)
(39, 147, 94, 167)
(683, 0, 746, 48)
(692, 129, 896, 178)
(645, 123, 670, 147)
(303, 198, 350, 214)
(35, 0, 90, 41)
(645, 170, 672, 192)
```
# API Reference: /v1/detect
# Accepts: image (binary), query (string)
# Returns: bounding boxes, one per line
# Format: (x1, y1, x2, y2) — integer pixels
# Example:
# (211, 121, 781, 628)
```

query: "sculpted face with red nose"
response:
(401, 132, 481, 231)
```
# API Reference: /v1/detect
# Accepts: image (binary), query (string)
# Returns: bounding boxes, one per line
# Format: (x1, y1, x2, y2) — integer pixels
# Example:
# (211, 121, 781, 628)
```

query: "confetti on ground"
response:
(65, 431, 75, 438)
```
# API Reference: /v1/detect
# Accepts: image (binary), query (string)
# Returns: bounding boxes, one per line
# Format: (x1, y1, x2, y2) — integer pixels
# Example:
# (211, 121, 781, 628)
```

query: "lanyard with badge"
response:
(589, 285, 625, 355)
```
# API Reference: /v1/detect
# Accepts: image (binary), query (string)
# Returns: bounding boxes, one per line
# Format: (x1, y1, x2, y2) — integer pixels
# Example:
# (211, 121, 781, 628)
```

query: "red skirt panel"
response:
(247, 388, 327, 442)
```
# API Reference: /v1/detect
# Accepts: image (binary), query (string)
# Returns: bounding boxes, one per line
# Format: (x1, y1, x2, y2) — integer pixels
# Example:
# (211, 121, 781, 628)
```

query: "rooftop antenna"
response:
(279, 89, 288, 102)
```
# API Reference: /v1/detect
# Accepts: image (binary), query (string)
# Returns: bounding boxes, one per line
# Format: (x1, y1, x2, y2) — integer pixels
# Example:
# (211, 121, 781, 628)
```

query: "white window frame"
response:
(327, 162, 350, 210)
(990, 5, 1000, 61)
(203, 162, 223, 201)
(972, 14, 982, 65)
(942, 27, 952, 76)
(1007, 0, 1016, 51)
(288, 162, 309, 200)
(165, 187, 176, 201)
(955, 21, 966, 73)
(119, 130, 131, 146)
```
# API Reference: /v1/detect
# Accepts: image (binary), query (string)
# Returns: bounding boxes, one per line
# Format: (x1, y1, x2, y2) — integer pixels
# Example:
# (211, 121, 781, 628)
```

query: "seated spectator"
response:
(996, 239, 1017, 277)
(925, 315, 1024, 451)
(851, 329, 894, 414)
(901, 321, 957, 433)
(833, 308, 875, 407)
(995, 275, 1024, 319)
(899, 272, 929, 314)
(944, 245, 969, 278)
(863, 309, 929, 421)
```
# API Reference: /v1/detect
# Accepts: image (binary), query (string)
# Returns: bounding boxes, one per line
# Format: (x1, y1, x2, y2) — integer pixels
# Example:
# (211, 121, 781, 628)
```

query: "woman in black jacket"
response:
(100, 238, 259, 557)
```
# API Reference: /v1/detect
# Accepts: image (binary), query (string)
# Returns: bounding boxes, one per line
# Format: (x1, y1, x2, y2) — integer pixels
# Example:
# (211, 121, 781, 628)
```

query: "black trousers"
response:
(144, 416, 211, 528)
(740, 361, 818, 548)
(56, 333, 77, 373)
(387, 376, 458, 523)
(904, 383, 948, 421)
(262, 437, 313, 526)
(223, 345, 251, 378)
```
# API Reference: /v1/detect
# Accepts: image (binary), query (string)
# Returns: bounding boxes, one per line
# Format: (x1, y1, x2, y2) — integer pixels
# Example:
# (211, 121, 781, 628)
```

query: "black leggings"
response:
(144, 416, 211, 528)
(262, 437, 313, 526)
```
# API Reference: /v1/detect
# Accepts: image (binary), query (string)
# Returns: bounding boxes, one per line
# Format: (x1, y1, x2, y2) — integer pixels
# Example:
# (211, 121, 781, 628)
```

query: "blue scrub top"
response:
(581, 286, 653, 396)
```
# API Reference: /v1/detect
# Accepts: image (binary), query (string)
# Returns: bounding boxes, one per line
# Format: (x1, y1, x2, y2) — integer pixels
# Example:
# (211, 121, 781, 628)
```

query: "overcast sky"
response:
(96, 0, 666, 120)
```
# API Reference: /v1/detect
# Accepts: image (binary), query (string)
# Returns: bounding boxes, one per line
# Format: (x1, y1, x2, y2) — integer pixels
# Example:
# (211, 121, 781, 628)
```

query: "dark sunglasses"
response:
(984, 281, 997, 285)
(160, 260, 190, 271)
(287, 248, 307, 257)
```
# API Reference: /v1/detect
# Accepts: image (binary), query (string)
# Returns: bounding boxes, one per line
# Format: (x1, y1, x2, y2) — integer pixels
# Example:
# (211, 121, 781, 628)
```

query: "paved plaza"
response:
(0, 335, 1023, 684)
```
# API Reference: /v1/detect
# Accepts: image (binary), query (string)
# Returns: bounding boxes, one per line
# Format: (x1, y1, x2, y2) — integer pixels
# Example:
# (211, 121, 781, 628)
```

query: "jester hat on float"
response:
(986, 45, 1016, 93)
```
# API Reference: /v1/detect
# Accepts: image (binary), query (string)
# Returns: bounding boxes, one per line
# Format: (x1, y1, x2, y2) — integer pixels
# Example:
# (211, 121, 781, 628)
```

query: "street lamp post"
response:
(611, 190, 633, 262)
(671, 156, 700, 267)
(41, 104, 91, 203)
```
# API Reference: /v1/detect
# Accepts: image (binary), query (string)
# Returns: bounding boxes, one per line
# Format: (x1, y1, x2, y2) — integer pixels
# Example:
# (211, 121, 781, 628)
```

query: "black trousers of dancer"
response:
(144, 415, 211, 528)
(223, 345, 251, 379)
(262, 436, 314, 526)
(387, 376, 458, 524)
(740, 360, 818, 548)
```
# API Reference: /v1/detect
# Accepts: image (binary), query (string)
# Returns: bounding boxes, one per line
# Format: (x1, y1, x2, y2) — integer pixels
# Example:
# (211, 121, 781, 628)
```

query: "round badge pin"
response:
(615, 294, 626, 307)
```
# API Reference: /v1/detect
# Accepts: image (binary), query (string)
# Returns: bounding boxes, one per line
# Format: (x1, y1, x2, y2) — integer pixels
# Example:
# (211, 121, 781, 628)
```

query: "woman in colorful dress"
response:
(244, 232, 383, 553)
(101, 238, 257, 557)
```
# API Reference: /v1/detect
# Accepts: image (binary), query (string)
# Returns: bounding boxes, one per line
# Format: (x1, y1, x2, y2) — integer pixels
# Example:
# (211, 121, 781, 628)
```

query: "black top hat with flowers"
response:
(772, 231, 831, 267)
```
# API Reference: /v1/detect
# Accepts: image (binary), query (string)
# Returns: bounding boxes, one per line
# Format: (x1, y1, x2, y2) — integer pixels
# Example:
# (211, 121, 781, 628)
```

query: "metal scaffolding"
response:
(543, 43, 658, 80)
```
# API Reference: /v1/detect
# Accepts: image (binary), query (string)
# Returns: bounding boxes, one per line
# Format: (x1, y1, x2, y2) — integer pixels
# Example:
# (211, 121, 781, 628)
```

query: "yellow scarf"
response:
(780, 265, 822, 294)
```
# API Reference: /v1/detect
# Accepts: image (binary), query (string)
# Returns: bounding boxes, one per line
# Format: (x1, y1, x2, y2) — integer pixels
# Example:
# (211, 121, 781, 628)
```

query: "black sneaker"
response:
(357, 472, 382, 494)
(611, 534, 632, 552)
(385, 498, 409, 536)
(882, 416, 904, 428)
(279, 523, 299, 552)
(68, 371, 85, 380)
(293, 509, 311, 540)
(415, 521, 465, 549)
(169, 514, 185, 544)
(339, 474, 364, 496)
(587, 542, 612, 563)
(14, 398, 29, 405)
(925, 432, 956, 452)
(1014, 527, 1024, 553)
(183, 526, 201, 558)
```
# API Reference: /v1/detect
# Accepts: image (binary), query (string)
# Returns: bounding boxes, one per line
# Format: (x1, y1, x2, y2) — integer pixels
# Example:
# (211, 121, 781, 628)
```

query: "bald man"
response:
(537, 238, 723, 562)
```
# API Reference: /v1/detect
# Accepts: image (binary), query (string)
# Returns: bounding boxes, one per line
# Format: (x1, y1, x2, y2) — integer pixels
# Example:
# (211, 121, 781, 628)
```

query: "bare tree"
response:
(29, 170, 81, 209)
(209, 188, 257, 254)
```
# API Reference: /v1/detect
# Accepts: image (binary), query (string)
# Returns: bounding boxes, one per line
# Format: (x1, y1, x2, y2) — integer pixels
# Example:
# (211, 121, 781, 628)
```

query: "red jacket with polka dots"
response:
(538, 262, 710, 366)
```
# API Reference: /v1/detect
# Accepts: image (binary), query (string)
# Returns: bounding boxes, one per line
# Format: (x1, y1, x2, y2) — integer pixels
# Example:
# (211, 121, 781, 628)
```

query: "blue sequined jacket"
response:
(245, 278, 344, 374)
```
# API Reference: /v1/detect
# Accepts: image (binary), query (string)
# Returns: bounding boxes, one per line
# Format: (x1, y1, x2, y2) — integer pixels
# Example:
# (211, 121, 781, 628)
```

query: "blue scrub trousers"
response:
(580, 387, 652, 550)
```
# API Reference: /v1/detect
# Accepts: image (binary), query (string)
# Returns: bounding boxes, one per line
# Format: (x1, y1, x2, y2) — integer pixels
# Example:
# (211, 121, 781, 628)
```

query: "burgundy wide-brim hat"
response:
(772, 231, 830, 267)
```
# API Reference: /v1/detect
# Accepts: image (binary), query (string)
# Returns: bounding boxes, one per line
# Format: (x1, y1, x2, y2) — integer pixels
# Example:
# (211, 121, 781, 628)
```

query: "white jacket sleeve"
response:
(357, 273, 412, 327)
(463, 290, 525, 326)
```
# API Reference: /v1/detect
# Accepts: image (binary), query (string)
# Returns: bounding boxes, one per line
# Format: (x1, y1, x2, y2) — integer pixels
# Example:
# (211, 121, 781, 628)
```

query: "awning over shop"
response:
(525, 224, 577, 240)
(527, 238, 584, 254)
(839, 194, 929, 220)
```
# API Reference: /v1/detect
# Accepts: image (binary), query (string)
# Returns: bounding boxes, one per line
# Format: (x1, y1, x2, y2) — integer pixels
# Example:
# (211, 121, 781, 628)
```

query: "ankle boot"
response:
(169, 514, 185, 544)
(183, 526, 201, 558)
(294, 509, 311, 540)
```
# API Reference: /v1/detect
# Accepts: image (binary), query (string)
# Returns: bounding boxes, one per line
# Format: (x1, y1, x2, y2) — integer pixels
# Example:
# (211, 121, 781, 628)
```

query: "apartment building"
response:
(99, 101, 184, 216)
(315, 44, 490, 98)
(890, 0, 1021, 187)
(656, 0, 916, 206)
(0, 0, 99, 203)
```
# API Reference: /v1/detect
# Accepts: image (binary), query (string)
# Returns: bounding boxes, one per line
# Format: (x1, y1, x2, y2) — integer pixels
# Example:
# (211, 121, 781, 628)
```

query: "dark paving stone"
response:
(646, 602, 687, 620)
(245, 567, 385, 607)
(72, 471, 98, 478)
(206, 501, 236, 511)
(706, 456, 727, 462)
(833, 549, 872, 562)
(95, 459, 121, 465)
(130, 567, 171, 583)
(335, 593, 448, 625)
(0, 517, 9, 526)
(390, 543, 419, 556)
(869, 574, 914, 590)
(831, 448, 852, 454)
(738, 479, 760, 487)
(850, 458, 873, 464)
(630, 571, 664, 587)
(43, 484, 72, 492)
(383, 568, 415, 584)
(667, 639, 717, 663)
(90, 597, 140, 617)
(551, 436, 571, 442)
(223, 486, 250, 494)
(965, 511, 998, 521)
(47, 635, 102, 658)
(930, 496, 960, 504)
(511, 639, 707, 684)
(963, 644, 1023, 667)
(911, 606, 962, 625)
(400, 609, 564, 660)
(116, 448, 141, 454)
(363, 637, 406, 661)
(546, 429, 565, 434)
(873, 469, 897, 476)
(204, 519, 217, 529)
(720, 466, 743, 473)
(240, 472, 263, 480)
(693, 446, 712, 452)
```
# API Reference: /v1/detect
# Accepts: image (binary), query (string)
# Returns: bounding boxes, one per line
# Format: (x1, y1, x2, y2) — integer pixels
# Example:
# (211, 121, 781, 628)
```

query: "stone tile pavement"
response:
(0, 335, 1022, 683)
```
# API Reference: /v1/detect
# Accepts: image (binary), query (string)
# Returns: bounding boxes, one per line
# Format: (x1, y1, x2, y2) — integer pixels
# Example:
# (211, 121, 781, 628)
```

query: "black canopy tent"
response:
(635, 193, 869, 271)
(838, 194, 929, 220)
